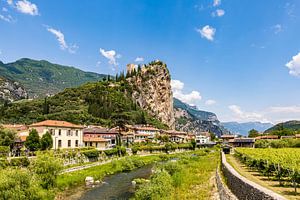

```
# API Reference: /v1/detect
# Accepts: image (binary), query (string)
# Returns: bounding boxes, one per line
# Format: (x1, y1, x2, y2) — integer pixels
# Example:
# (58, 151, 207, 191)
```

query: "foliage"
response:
(40, 132, 53, 150)
(255, 139, 300, 148)
(0, 146, 10, 157)
(0, 127, 17, 150)
(10, 157, 30, 167)
(30, 153, 63, 189)
(265, 120, 300, 134)
(0, 168, 52, 200)
(135, 170, 173, 200)
(235, 148, 300, 191)
(81, 149, 100, 159)
(25, 129, 40, 151)
(248, 129, 259, 138)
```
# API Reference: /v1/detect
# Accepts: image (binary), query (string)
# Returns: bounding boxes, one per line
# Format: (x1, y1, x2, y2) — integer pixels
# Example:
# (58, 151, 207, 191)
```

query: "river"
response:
(77, 164, 153, 200)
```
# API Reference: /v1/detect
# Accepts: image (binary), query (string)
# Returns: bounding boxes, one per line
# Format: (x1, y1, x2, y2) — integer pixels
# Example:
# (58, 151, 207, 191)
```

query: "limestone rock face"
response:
(0, 77, 28, 102)
(127, 61, 175, 129)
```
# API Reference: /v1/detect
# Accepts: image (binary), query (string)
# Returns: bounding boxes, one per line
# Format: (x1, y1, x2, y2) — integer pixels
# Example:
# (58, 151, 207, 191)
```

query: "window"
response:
(75, 130, 78, 137)
(58, 140, 62, 148)
(68, 140, 71, 147)
(85, 142, 87, 146)
(90, 142, 92, 147)
(75, 140, 78, 147)
(67, 130, 71, 136)
(50, 129, 55, 136)
(58, 129, 61, 136)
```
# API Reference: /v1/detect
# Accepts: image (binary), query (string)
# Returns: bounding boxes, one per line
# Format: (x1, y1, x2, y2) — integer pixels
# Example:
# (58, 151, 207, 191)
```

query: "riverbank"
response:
(55, 154, 167, 199)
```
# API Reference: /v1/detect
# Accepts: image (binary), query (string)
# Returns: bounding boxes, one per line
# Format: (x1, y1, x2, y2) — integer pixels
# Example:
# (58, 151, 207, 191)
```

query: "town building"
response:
(126, 125, 160, 143)
(29, 120, 84, 149)
(229, 138, 255, 148)
(255, 135, 279, 140)
(83, 126, 118, 150)
(221, 134, 236, 142)
(162, 130, 188, 143)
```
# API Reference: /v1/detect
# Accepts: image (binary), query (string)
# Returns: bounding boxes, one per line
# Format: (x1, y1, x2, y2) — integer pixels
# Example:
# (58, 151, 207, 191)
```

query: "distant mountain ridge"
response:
(174, 98, 228, 137)
(264, 120, 300, 133)
(0, 58, 107, 98)
(222, 121, 273, 136)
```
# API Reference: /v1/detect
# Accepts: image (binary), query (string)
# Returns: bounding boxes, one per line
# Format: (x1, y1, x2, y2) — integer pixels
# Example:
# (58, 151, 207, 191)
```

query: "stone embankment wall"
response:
(215, 168, 238, 200)
(221, 152, 286, 200)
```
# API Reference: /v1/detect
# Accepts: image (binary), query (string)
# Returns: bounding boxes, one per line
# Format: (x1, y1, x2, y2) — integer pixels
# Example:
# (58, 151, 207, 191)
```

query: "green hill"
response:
(0, 79, 167, 129)
(264, 120, 300, 133)
(0, 58, 107, 98)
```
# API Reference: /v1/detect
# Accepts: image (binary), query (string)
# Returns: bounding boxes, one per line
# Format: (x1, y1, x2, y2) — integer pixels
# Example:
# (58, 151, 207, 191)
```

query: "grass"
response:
(226, 154, 300, 200)
(169, 151, 219, 200)
(133, 150, 219, 200)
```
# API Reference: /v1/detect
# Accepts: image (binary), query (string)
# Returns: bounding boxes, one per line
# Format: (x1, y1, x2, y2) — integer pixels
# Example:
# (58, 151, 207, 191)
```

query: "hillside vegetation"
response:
(0, 58, 107, 98)
(264, 120, 300, 134)
(0, 79, 167, 129)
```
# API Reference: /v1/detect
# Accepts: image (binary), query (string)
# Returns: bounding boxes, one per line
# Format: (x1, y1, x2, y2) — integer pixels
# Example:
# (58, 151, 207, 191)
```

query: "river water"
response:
(78, 164, 153, 200)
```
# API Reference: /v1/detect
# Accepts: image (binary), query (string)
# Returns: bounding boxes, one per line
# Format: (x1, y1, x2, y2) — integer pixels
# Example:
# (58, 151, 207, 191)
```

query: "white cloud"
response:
(2, 7, 8, 12)
(272, 24, 282, 34)
(99, 48, 121, 67)
(16, 0, 38, 16)
(269, 106, 300, 114)
(0, 50, 2, 55)
(46, 27, 78, 54)
(286, 52, 300, 77)
(7, 0, 13, 5)
(171, 80, 202, 106)
(228, 105, 269, 122)
(196, 25, 216, 41)
(212, 9, 225, 17)
(205, 99, 216, 106)
(135, 57, 144, 62)
(0, 14, 13, 22)
(213, 0, 221, 7)
(171, 80, 184, 91)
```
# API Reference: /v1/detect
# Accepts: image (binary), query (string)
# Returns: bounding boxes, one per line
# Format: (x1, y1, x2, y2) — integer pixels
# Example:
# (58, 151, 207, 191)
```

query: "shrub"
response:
(0, 146, 9, 157)
(162, 161, 182, 176)
(30, 154, 63, 189)
(82, 149, 100, 159)
(0, 158, 8, 169)
(131, 146, 139, 155)
(10, 157, 30, 167)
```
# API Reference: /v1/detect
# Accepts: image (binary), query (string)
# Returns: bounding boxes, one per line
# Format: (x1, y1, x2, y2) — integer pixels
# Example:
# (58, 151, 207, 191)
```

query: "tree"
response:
(31, 153, 62, 189)
(209, 132, 216, 141)
(0, 127, 17, 150)
(40, 132, 53, 150)
(191, 139, 196, 150)
(25, 129, 40, 151)
(248, 129, 259, 138)
(43, 97, 49, 114)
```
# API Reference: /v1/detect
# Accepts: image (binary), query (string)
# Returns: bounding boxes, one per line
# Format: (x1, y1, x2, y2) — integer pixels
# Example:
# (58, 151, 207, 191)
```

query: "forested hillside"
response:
(0, 58, 107, 98)
(0, 79, 167, 129)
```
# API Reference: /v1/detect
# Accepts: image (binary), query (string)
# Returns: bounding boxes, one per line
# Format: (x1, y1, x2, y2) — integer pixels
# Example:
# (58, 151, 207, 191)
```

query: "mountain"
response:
(173, 98, 228, 137)
(0, 60, 177, 130)
(0, 77, 28, 103)
(221, 121, 273, 136)
(126, 61, 175, 128)
(264, 120, 300, 133)
(0, 58, 107, 98)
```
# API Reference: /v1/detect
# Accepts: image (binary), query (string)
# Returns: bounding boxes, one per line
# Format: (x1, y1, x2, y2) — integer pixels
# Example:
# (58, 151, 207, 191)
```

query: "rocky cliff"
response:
(174, 98, 228, 136)
(0, 77, 28, 103)
(126, 60, 175, 128)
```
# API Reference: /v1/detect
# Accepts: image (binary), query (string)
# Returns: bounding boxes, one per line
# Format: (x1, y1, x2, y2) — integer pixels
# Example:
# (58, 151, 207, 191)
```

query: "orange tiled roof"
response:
(29, 120, 83, 129)
(221, 134, 235, 138)
(255, 135, 279, 140)
(83, 137, 108, 142)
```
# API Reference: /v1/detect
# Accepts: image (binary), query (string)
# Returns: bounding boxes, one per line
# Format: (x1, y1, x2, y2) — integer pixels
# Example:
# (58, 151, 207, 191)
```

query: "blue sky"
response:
(1, 0, 300, 123)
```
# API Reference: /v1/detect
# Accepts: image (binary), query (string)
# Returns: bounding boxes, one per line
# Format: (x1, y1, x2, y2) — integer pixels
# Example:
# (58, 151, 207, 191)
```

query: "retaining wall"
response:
(221, 152, 286, 200)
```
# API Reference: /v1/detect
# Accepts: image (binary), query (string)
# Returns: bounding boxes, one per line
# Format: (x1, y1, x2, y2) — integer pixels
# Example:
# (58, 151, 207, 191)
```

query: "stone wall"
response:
(221, 152, 286, 200)
(215, 168, 238, 200)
